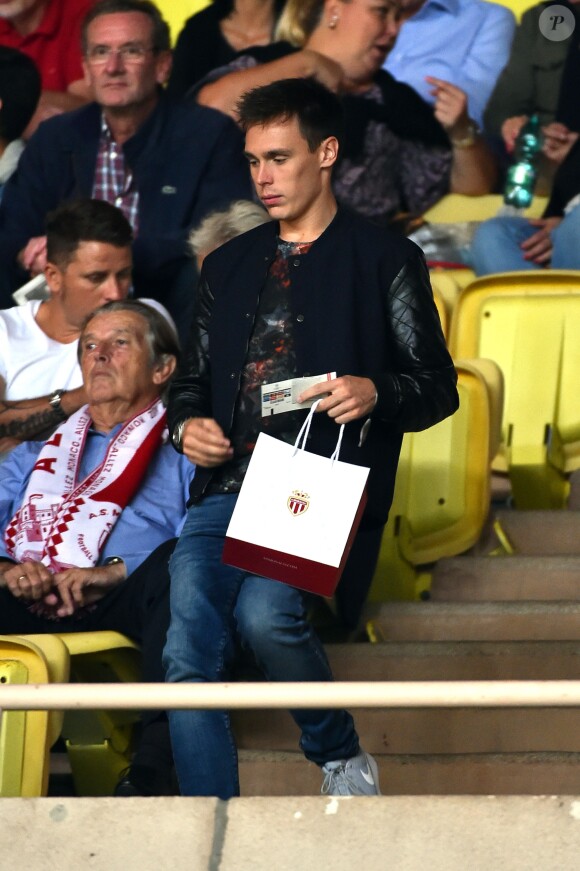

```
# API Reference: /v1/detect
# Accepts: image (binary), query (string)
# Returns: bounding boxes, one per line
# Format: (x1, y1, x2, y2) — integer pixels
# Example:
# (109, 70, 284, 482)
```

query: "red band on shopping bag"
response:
(223, 489, 367, 597)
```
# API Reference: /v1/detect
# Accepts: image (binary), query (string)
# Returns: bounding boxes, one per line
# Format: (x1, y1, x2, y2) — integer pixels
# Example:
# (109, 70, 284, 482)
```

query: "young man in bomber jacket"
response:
(164, 77, 459, 799)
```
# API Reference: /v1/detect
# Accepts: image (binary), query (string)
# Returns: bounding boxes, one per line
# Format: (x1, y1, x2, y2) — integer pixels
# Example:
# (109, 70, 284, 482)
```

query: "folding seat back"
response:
(56, 631, 141, 796)
(369, 361, 495, 601)
(0, 634, 69, 796)
(450, 271, 580, 507)
(431, 282, 448, 339)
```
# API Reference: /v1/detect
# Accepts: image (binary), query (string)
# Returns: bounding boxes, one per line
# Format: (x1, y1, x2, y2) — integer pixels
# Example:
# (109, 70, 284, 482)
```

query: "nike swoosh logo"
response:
(360, 764, 374, 786)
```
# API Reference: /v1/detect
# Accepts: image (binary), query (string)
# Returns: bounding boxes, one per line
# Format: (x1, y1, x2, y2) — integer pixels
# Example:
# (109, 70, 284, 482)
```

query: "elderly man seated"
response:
(0, 299, 195, 796)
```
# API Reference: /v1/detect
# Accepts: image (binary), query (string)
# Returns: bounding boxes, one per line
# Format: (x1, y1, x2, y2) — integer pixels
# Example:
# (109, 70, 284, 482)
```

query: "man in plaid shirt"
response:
(0, 0, 251, 334)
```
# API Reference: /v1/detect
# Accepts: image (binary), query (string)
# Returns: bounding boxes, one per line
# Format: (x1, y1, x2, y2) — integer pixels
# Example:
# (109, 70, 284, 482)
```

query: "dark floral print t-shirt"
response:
(209, 239, 313, 494)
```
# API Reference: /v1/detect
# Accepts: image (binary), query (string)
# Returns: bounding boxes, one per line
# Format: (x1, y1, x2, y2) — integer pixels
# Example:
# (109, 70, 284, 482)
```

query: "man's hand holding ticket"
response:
(298, 375, 378, 425)
(261, 373, 336, 417)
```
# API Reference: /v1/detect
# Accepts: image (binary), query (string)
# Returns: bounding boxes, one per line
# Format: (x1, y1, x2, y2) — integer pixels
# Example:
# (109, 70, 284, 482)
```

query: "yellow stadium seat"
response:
(156, 0, 209, 44)
(450, 269, 478, 290)
(429, 268, 477, 327)
(432, 283, 448, 339)
(450, 270, 580, 508)
(461, 358, 505, 462)
(425, 196, 548, 323)
(423, 193, 548, 223)
(368, 360, 497, 601)
(430, 270, 467, 324)
(492, 0, 540, 22)
(0, 635, 69, 797)
(1, 631, 144, 796)
(56, 632, 142, 796)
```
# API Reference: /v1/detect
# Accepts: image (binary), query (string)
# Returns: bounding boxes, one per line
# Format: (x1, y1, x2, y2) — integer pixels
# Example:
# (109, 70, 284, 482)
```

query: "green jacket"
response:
(484, 2, 569, 136)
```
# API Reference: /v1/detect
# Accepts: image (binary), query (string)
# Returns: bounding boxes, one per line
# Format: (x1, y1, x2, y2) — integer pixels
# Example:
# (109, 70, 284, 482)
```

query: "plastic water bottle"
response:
(503, 114, 542, 211)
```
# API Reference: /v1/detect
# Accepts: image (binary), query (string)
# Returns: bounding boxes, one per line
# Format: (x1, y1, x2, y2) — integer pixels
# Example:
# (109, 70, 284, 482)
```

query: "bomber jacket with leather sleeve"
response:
(168, 207, 459, 524)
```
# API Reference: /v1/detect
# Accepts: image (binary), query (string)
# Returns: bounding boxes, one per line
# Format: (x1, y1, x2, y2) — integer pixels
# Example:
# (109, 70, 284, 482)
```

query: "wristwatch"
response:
(49, 388, 67, 420)
(171, 419, 187, 453)
(451, 121, 480, 149)
(104, 556, 124, 567)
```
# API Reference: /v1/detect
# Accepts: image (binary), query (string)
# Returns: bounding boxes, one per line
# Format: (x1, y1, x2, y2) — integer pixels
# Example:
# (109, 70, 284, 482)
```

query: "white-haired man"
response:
(0, 299, 195, 795)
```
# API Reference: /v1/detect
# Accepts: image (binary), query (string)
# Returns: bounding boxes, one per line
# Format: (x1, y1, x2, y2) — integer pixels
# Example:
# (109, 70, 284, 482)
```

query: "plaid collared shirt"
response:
(92, 116, 139, 233)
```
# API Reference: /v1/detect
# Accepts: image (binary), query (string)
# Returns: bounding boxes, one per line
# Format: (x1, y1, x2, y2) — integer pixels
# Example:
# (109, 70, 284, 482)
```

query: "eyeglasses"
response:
(86, 43, 157, 65)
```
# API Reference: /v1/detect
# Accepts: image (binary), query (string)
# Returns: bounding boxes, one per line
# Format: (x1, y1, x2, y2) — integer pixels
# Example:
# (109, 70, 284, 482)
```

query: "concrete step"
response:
(326, 641, 580, 681)
(238, 750, 580, 796)
(430, 555, 580, 601)
(234, 705, 580, 756)
(494, 510, 580, 555)
(5, 796, 580, 871)
(363, 601, 580, 642)
(232, 642, 580, 755)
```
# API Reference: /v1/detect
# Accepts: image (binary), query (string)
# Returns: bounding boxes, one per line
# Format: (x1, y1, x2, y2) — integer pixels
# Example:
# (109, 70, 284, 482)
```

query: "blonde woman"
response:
(197, 0, 497, 227)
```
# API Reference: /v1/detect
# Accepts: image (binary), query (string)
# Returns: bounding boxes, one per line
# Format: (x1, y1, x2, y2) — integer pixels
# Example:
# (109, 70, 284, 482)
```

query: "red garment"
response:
(0, 0, 94, 91)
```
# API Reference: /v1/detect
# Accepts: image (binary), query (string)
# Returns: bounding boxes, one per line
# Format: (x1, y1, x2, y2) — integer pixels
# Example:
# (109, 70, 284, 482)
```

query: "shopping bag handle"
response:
(293, 399, 345, 463)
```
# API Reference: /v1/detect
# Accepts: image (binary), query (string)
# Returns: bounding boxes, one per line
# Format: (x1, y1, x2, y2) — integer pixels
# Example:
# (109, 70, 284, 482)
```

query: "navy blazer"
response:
(0, 93, 252, 304)
(169, 207, 459, 523)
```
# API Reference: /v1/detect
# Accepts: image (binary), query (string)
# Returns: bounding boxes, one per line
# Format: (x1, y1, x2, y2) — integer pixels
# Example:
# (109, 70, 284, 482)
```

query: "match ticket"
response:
(261, 373, 336, 416)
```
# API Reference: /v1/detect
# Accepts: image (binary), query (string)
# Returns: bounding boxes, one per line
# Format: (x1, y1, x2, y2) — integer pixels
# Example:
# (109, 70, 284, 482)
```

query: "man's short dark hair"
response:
(0, 47, 41, 143)
(46, 199, 133, 269)
(81, 0, 171, 54)
(237, 77, 344, 152)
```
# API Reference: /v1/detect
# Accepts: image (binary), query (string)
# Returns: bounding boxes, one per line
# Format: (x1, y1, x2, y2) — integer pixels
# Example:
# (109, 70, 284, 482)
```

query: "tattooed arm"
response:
(0, 385, 87, 449)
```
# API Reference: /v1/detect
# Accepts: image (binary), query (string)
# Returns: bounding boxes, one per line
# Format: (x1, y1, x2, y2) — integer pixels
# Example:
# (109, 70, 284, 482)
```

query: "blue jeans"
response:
(470, 205, 580, 276)
(163, 494, 359, 798)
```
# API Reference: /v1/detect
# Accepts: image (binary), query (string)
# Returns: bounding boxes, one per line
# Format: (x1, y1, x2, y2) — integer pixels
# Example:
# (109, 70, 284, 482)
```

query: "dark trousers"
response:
(0, 538, 176, 728)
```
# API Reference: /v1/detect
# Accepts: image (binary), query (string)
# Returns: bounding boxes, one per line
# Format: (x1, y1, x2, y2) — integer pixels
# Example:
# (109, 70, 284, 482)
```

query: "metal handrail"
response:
(3, 680, 580, 710)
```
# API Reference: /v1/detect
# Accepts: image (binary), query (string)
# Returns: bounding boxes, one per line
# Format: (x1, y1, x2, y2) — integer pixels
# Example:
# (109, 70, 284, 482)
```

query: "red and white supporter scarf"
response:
(5, 398, 166, 571)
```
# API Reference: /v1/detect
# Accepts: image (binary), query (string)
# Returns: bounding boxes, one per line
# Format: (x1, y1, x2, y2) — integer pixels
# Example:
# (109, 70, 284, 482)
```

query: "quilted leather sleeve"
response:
(373, 251, 459, 432)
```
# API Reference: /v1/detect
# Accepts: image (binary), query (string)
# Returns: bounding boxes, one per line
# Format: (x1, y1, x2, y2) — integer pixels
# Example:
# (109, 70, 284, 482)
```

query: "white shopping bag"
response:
(222, 401, 370, 596)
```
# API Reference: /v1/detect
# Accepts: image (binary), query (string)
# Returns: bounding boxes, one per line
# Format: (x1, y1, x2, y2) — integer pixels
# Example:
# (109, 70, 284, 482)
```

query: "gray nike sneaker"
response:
(321, 750, 381, 796)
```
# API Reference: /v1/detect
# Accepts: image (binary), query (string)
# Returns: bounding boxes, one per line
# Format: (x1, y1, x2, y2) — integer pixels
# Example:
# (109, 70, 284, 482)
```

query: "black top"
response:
(555, 4, 580, 132)
(209, 239, 311, 493)
(545, 138, 580, 217)
(167, 0, 285, 100)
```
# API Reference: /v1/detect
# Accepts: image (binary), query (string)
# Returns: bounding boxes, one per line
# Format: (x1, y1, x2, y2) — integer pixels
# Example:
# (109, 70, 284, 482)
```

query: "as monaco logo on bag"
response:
(287, 490, 310, 516)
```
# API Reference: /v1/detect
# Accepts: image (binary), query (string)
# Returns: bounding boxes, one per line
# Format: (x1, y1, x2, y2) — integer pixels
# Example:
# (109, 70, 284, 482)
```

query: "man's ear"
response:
(152, 353, 177, 387)
(44, 261, 63, 296)
(82, 58, 92, 89)
(320, 135, 339, 169)
(155, 51, 173, 86)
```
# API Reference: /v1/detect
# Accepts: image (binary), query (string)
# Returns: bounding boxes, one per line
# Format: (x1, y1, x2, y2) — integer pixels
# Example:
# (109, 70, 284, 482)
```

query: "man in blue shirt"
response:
(0, 299, 195, 795)
(384, 0, 516, 128)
